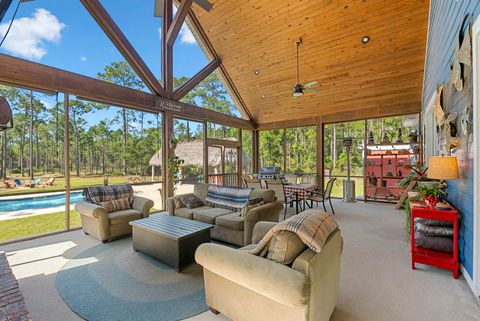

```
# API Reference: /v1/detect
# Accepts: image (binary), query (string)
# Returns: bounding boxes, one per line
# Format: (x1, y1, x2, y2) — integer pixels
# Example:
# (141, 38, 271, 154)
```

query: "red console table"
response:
(410, 202, 459, 279)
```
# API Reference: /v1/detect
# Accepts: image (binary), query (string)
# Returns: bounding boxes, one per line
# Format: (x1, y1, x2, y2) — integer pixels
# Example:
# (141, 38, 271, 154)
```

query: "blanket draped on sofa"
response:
(205, 185, 253, 210)
(246, 209, 338, 256)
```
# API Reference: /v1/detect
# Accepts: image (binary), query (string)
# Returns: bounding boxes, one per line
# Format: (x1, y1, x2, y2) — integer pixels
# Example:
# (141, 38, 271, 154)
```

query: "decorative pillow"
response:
(97, 200, 116, 213)
(173, 197, 184, 209)
(266, 231, 307, 265)
(178, 193, 204, 209)
(414, 217, 453, 227)
(240, 201, 264, 217)
(414, 231, 453, 253)
(113, 198, 132, 211)
(247, 197, 263, 206)
(415, 222, 453, 237)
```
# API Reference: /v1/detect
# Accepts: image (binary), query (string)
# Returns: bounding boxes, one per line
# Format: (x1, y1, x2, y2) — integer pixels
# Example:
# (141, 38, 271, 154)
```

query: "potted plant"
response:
(416, 184, 441, 206)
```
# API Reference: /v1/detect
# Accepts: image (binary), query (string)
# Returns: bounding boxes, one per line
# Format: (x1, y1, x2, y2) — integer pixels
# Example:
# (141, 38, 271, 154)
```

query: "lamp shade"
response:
(427, 156, 459, 180)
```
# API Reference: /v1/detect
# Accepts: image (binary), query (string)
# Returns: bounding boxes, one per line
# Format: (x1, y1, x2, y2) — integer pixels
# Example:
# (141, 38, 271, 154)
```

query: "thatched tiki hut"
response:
(149, 139, 251, 183)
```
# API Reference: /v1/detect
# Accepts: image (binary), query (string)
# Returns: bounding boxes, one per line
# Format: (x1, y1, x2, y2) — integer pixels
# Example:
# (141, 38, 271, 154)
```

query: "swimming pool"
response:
(0, 191, 84, 212)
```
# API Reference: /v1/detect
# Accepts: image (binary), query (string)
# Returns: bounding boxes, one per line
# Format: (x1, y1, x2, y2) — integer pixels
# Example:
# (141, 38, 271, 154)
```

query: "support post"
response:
(64, 94, 71, 230)
(316, 117, 324, 190)
(252, 130, 259, 174)
(238, 129, 242, 186)
(162, 0, 174, 98)
(203, 121, 209, 184)
(164, 111, 174, 197)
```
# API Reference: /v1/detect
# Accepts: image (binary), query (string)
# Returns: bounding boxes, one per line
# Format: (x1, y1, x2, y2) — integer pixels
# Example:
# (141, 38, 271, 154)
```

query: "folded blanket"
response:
(246, 209, 338, 256)
(205, 185, 253, 210)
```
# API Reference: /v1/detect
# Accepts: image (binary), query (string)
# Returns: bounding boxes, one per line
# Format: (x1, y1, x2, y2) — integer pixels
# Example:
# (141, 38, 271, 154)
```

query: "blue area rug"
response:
(56, 238, 208, 321)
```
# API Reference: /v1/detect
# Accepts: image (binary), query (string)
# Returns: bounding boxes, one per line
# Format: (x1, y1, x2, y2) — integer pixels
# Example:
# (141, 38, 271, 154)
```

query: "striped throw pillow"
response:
(98, 200, 116, 213)
(113, 198, 132, 211)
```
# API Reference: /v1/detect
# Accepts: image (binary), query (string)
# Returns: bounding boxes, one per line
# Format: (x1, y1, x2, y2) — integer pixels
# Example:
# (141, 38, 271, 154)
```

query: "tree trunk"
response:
(122, 108, 128, 176)
(332, 124, 337, 169)
(73, 119, 80, 177)
(1, 131, 6, 180)
(29, 91, 34, 180)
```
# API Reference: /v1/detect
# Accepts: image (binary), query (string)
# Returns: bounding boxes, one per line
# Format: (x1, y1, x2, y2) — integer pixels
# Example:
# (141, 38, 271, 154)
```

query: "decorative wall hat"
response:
(450, 40, 463, 92)
(458, 15, 472, 66)
(434, 85, 445, 127)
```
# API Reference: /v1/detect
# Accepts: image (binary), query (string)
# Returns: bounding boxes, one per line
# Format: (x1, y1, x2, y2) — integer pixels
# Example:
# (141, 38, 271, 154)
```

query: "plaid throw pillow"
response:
(98, 200, 116, 213)
(113, 198, 132, 211)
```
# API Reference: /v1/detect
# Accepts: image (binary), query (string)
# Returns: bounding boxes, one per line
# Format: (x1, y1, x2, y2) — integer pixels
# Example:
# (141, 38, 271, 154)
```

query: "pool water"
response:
(0, 192, 84, 212)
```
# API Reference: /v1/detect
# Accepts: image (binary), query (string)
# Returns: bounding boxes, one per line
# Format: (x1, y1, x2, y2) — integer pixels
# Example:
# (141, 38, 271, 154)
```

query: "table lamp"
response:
(427, 156, 459, 203)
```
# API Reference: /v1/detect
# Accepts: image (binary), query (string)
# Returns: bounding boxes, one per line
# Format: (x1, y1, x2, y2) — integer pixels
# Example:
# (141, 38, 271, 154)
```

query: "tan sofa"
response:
(75, 195, 154, 243)
(196, 221, 342, 321)
(166, 183, 283, 246)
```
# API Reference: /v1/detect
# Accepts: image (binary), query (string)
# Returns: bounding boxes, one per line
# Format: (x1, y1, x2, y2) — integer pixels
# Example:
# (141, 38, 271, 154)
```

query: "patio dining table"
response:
(283, 183, 317, 215)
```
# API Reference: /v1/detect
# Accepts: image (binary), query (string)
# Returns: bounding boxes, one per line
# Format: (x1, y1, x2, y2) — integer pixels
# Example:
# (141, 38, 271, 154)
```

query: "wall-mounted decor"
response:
(434, 85, 445, 128)
(458, 16, 472, 66)
(460, 105, 473, 136)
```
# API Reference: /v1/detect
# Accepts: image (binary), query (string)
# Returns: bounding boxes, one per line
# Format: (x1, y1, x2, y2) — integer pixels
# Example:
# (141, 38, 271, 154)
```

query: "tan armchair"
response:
(75, 196, 154, 242)
(196, 222, 342, 321)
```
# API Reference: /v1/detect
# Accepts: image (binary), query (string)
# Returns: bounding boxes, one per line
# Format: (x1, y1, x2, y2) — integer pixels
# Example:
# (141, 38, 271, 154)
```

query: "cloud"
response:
(80, 56, 87, 62)
(0, 8, 65, 60)
(179, 25, 197, 44)
(158, 9, 197, 45)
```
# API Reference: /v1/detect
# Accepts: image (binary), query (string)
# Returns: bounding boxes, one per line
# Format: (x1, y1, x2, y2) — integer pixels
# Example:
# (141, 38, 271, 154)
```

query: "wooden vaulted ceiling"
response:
(192, 0, 430, 125)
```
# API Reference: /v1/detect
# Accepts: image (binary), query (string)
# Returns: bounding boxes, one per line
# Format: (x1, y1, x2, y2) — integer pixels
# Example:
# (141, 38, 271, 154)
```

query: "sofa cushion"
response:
(174, 207, 194, 219)
(216, 213, 244, 231)
(250, 189, 275, 203)
(267, 231, 307, 265)
(108, 209, 141, 225)
(193, 207, 233, 224)
(192, 206, 214, 215)
(193, 183, 209, 203)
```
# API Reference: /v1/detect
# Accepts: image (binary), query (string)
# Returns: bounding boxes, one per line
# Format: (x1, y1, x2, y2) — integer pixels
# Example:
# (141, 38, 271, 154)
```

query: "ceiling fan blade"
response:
(303, 81, 319, 88)
(193, 0, 213, 11)
(154, 0, 164, 17)
(304, 88, 321, 92)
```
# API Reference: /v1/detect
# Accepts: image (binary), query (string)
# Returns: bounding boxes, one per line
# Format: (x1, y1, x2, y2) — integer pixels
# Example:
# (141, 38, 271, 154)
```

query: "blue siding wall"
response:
(423, 1, 480, 278)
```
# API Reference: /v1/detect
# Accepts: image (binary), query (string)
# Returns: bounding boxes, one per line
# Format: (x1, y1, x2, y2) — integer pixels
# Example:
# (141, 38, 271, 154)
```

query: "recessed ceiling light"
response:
(362, 36, 370, 44)
(261, 95, 266, 99)
(254, 70, 260, 75)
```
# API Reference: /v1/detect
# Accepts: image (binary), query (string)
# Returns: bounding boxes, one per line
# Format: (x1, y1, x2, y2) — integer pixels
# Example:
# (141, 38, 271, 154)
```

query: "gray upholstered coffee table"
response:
(130, 214, 213, 271)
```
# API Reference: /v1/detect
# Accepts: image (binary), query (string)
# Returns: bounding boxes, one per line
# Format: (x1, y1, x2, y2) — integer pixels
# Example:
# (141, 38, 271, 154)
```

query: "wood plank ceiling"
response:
(192, 0, 430, 125)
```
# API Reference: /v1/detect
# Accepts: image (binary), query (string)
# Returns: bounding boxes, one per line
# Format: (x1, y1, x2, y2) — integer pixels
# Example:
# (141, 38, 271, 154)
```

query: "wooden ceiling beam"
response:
(0, 54, 254, 130)
(185, 9, 254, 121)
(166, 0, 193, 47)
(162, 0, 174, 98)
(0, 0, 13, 23)
(173, 58, 220, 101)
(81, 0, 166, 97)
(256, 102, 421, 130)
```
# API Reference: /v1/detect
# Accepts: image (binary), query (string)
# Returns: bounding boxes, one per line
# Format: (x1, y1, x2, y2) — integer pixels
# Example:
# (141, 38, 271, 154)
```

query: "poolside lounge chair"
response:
(45, 177, 55, 186)
(3, 180, 15, 189)
(14, 179, 23, 188)
(29, 178, 41, 188)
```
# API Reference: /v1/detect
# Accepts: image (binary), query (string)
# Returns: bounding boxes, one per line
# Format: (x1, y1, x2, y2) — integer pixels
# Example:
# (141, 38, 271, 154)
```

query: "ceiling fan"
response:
(284, 39, 320, 97)
(154, 0, 213, 17)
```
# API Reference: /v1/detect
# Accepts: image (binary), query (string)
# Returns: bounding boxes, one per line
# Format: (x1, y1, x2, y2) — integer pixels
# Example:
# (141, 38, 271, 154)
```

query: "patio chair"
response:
(307, 178, 336, 214)
(14, 179, 23, 188)
(29, 178, 41, 188)
(301, 174, 317, 185)
(265, 180, 297, 219)
(3, 180, 15, 189)
(45, 177, 55, 186)
(243, 176, 262, 189)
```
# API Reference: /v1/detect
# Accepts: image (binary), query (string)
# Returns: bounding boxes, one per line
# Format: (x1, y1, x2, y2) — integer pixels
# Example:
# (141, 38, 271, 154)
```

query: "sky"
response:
(0, 0, 209, 82)
(0, 0, 238, 126)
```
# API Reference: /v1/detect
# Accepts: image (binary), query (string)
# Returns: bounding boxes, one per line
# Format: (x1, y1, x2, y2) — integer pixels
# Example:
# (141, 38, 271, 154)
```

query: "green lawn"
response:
(0, 175, 135, 196)
(0, 210, 81, 243)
